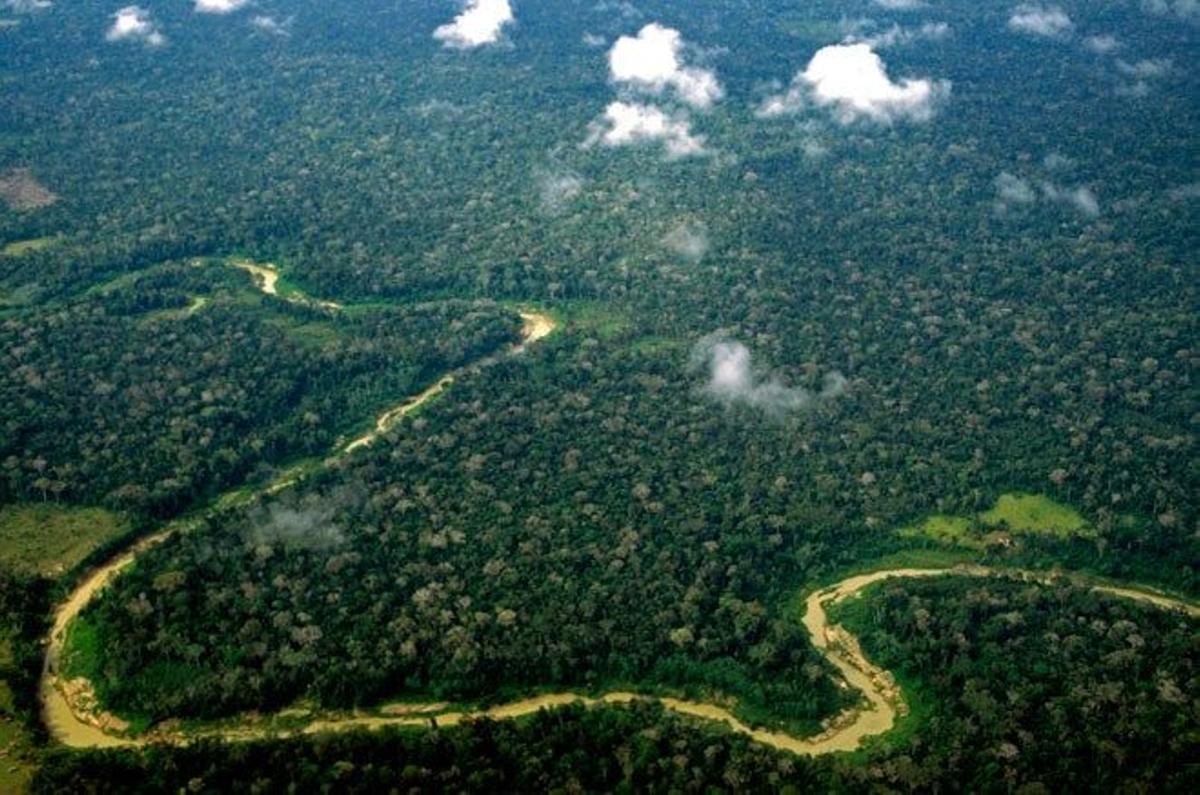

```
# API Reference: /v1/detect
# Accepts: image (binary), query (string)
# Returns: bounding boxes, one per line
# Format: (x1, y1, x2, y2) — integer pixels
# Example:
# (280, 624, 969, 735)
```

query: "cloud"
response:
(1008, 5, 1073, 37)
(434, 0, 514, 49)
(608, 23, 723, 108)
(106, 6, 165, 47)
(761, 43, 948, 123)
(1115, 57, 1174, 96)
(995, 172, 1037, 205)
(2, 0, 52, 11)
(588, 101, 706, 157)
(873, 0, 924, 8)
(247, 499, 345, 551)
(1141, 0, 1200, 21)
(691, 335, 847, 417)
(194, 0, 249, 13)
(995, 168, 1100, 218)
(1117, 58, 1173, 78)
(250, 15, 291, 36)
(1083, 34, 1121, 54)
(859, 21, 950, 48)
(1041, 182, 1100, 217)
(662, 222, 709, 262)
(1167, 182, 1200, 200)
(536, 168, 584, 214)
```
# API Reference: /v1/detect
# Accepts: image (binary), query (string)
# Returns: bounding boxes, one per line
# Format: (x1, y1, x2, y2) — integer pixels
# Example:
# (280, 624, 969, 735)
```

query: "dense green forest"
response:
(1, 0, 1196, 789)
(32, 578, 1199, 793)
(0, 263, 519, 515)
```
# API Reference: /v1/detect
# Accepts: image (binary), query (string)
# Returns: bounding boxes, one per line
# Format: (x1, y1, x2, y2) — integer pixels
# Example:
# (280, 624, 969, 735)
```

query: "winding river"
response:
(42, 560, 1198, 753)
(36, 263, 1199, 754)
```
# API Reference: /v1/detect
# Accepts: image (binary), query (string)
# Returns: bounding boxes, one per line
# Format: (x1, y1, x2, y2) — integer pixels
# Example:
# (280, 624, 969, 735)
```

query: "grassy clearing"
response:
(0, 504, 130, 577)
(558, 300, 634, 339)
(898, 493, 1094, 550)
(897, 515, 977, 548)
(979, 493, 1091, 537)
(1, 236, 58, 257)
(264, 316, 346, 347)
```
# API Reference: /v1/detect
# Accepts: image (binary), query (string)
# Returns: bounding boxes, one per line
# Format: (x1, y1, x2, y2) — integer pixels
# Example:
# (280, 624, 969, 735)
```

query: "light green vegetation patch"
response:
(59, 615, 100, 682)
(979, 494, 1091, 537)
(898, 493, 1094, 550)
(1, 236, 57, 256)
(265, 316, 346, 347)
(897, 515, 978, 548)
(0, 504, 130, 576)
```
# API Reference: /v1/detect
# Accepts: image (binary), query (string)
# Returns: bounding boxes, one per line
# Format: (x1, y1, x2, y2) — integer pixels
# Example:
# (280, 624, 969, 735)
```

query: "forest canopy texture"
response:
(0, 0, 1196, 792)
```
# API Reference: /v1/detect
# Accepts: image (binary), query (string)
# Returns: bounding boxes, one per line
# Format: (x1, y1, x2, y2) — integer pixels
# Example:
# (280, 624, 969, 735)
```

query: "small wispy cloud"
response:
(1115, 57, 1175, 96)
(995, 172, 1038, 205)
(250, 15, 291, 36)
(536, 168, 584, 214)
(872, 0, 924, 8)
(587, 101, 707, 157)
(194, 0, 250, 14)
(691, 335, 847, 417)
(434, 0, 514, 49)
(1141, 0, 1200, 21)
(1167, 182, 1200, 200)
(1083, 34, 1121, 54)
(858, 21, 950, 49)
(1008, 4, 1073, 38)
(1040, 182, 1100, 217)
(994, 170, 1100, 218)
(608, 23, 723, 108)
(662, 221, 709, 263)
(106, 6, 165, 47)
(760, 43, 948, 123)
(2, 0, 53, 12)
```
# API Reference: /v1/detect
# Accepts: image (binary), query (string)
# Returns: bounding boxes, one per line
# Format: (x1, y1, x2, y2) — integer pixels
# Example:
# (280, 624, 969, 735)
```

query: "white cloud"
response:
(691, 336, 847, 416)
(1041, 182, 1100, 217)
(1117, 58, 1173, 78)
(1168, 182, 1200, 200)
(434, 0, 513, 49)
(608, 23, 723, 108)
(1083, 34, 1120, 54)
(1114, 57, 1174, 96)
(250, 15, 291, 36)
(662, 222, 709, 262)
(995, 172, 1037, 205)
(873, 0, 924, 8)
(106, 6, 165, 47)
(1008, 5, 1073, 37)
(1042, 152, 1074, 170)
(761, 43, 947, 123)
(2, 1, 52, 12)
(860, 21, 950, 48)
(536, 169, 584, 214)
(194, 0, 250, 14)
(588, 101, 706, 158)
(995, 168, 1100, 218)
(1141, 0, 1200, 21)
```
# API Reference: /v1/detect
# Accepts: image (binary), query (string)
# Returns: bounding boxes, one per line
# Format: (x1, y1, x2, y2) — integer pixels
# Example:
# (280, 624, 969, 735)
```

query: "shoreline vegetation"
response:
(42, 557, 1198, 754)
(40, 263, 563, 749)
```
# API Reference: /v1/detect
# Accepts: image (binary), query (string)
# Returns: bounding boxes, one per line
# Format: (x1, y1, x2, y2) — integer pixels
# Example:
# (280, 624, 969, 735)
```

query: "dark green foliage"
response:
(1, 0, 1196, 788)
(31, 702, 833, 794)
(833, 577, 1200, 792)
(0, 569, 51, 739)
(0, 262, 519, 516)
